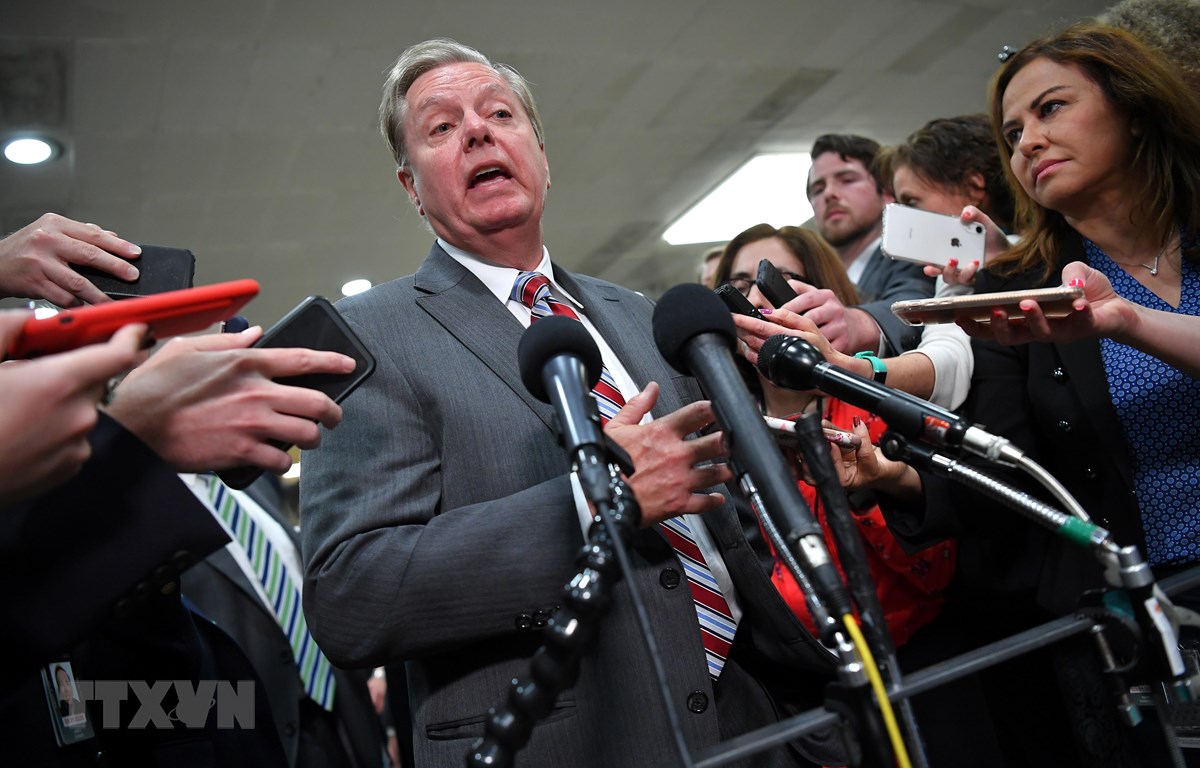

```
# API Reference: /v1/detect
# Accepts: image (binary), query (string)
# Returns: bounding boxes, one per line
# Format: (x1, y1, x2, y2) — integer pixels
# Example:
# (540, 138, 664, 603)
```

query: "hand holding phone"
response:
(216, 296, 376, 489)
(6, 279, 259, 359)
(881, 203, 986, 269)
(756, 259, 799, 308)
(715, 284, 765, 320)
(891, 286, 1085, 326)
(72, 244, 196, 299)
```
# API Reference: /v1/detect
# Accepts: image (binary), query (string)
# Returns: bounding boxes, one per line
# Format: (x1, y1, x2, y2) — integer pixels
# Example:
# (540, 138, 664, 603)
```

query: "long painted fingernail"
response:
(852, 416, 862, 428)
(971, 260, 980, 267)
(947, 258, 958, 268)
(760, 307, 773, 315)
(1068, 278, 1084, 287)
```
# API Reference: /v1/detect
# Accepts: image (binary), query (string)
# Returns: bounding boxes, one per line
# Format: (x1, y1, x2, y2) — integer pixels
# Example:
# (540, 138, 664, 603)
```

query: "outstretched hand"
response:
(104, 329, 356, 473)
(0, 213, 142, 306)
(921, 205, 1009, 286)
(957, 263, 1132, 346)
(0, 318, 148, 504)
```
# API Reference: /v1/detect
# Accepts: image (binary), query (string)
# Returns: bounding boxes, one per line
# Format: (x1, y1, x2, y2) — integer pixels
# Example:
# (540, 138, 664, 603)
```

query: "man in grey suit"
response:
(300, 38, 838, 768)
(797, 134, 934, 356)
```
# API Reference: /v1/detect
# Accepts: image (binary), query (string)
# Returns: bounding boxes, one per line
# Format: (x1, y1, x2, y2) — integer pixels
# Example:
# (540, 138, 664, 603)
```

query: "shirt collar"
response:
(437, 238, 584, 309)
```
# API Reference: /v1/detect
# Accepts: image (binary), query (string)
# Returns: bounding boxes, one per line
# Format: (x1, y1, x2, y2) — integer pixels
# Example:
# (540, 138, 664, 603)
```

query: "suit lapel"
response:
(414, 244, 557, 432)
(203, 548, 275, 617)
(556, 269, 683, 418)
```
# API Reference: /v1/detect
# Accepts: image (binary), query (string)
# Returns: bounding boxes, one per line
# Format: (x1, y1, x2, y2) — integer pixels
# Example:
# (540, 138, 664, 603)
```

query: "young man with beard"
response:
(800, 134, 934, 356)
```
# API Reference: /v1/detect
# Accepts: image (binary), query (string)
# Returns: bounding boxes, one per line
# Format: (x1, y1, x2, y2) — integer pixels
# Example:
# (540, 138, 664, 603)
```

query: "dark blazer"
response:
(181, 484, 384, 768)
(884, 235, 1144, 619)
(854, 244, 935, 355)
(301, 244, 836, 768)
(0, 415, 287, 767)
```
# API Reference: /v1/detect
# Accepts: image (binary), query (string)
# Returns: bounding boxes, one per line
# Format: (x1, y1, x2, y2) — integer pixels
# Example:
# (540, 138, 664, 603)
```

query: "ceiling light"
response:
(663, 153, 814, 245)
(4, 136, 59, 165)
(341, 278, 372, 296)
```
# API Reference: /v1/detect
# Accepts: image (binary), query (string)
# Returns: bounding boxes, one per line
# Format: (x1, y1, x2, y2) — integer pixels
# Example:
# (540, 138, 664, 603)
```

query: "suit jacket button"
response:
(1052, 367, 1068, 383)
(660, 568, 681, 589)
(686, 691, 709, 713)
(1084, 467, 1097, 479)
(532, 610, 548, 628)
(283, 722, 297, 737)
(1057, 420, 1072, 432)
(515, 613, 533, 630)
(171, 549, 193, 571)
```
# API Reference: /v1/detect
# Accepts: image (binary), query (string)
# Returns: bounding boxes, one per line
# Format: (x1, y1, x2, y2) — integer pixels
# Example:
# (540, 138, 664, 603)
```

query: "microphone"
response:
(757, 335, 1025, 466)
(652, 283, 851, 623)
(518, 315, 605, 457)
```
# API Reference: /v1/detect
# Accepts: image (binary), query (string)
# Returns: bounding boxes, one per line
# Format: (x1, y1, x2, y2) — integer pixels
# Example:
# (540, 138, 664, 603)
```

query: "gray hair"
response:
(379, 38, 545, 168)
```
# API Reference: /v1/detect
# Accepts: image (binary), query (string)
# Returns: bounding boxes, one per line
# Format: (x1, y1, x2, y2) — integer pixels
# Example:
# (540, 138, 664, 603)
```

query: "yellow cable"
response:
(841, 613, 912, 768)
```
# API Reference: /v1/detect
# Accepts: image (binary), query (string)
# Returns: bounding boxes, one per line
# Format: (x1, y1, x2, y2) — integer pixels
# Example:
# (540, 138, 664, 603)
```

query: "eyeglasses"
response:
(722, 271, 804, 296)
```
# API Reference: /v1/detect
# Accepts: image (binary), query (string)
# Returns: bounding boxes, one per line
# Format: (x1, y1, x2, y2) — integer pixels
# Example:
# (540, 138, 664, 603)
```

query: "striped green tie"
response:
(199, 475, 337, 711)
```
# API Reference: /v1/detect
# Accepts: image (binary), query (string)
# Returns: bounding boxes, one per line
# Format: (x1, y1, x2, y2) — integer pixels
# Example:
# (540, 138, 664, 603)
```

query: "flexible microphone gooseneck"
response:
(652, 284, 852, 628)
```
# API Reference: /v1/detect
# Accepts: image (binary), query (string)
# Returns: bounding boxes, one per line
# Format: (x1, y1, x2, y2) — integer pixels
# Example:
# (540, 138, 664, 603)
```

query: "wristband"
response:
(853, 351, 887, 385)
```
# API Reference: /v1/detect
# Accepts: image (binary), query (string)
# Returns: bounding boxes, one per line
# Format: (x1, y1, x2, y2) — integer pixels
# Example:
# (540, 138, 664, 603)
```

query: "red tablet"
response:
(8, 279, 260, 359)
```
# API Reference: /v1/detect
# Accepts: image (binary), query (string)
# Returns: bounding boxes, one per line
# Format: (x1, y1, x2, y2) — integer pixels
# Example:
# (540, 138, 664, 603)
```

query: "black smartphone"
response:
(715, 283, 765, 321)
(755, 259, 799, 308)
(72, 244, 196, 299)
(216, 296, 377, 490)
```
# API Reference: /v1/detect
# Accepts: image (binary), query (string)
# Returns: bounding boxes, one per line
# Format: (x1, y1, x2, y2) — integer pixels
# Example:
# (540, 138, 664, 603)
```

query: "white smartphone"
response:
(890, 285, 1085, 326)
(881, 203, 986, 269)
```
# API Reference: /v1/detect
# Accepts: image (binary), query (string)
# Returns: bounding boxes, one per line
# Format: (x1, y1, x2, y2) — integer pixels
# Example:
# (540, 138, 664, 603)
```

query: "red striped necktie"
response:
(511, 271, 625, 421)
(511, 270, 739, 679)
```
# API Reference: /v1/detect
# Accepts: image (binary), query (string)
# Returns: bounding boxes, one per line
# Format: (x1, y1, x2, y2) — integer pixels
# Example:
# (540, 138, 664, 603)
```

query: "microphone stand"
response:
(791, 413, 930, 768)
(469, 433, 694, 768)
(880, 431, 1193, 766)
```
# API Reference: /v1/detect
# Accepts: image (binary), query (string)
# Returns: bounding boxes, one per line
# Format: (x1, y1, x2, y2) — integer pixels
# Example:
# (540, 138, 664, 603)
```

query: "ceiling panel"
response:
(1, 0, 1112, 323)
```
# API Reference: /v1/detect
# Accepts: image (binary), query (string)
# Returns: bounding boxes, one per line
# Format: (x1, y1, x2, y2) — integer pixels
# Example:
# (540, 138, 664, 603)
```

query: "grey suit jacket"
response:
(854, 245, 935, 355)
(300, 244, 833, 768)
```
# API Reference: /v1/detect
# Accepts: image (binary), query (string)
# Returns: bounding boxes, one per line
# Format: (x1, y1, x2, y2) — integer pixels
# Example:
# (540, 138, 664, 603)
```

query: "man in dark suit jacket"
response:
(181, 476, 385, 768)
(802, 134, 934, 356)
(301, 39, 842, 768)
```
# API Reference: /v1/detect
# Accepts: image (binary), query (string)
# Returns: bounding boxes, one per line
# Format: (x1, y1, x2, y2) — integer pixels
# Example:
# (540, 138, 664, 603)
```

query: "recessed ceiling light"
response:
(663, 153, 814, 245)
(341, 278, 372, 296)
(4, 136, 59, 165)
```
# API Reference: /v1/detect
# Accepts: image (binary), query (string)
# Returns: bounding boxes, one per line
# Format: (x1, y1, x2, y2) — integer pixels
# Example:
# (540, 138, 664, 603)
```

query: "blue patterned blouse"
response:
(1084, 234, 1200, 566)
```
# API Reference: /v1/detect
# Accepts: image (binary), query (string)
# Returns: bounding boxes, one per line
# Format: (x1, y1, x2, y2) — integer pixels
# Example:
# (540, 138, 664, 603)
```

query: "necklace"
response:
(1111, 228, 1176, 276)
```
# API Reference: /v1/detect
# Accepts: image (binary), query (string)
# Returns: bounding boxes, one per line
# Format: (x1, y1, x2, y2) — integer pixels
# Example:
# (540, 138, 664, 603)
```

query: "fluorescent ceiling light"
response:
(662, 153, 813, 246)
(4, 137, 57, 165)
(341, 278, 372, 296)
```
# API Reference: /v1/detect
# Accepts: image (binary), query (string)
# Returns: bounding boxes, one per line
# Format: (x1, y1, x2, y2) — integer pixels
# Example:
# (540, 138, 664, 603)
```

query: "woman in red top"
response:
(710, 223, 955, 648)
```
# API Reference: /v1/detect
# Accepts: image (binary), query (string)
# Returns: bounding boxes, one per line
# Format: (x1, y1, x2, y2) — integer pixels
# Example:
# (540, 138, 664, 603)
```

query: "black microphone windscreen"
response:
(518, 316, 603, 403)
(652, 283, 737, 375)
(756, 334, 791, 378)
